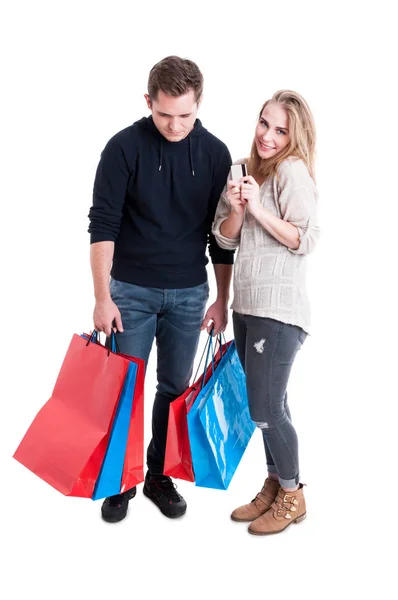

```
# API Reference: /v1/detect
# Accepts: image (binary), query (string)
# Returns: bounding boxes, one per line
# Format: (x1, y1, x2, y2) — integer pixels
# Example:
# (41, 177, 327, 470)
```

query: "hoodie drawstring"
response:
(158, 136, 195, 177)
(189, 137, 195, 177)
(158, 138, 163, 171)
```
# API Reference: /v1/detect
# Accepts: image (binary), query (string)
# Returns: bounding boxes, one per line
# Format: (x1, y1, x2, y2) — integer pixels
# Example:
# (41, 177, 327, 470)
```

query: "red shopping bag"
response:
(164, 338, 231, 482)
(84, 333, 145, 494)
(13, 334, 135, 497)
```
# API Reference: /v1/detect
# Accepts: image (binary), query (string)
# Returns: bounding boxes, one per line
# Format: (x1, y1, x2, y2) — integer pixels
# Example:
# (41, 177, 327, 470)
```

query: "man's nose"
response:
(169, 118, 179, 131)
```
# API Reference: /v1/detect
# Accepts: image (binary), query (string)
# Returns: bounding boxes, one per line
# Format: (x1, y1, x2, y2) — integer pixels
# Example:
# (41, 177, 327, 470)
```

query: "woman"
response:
(212, 90, 319, 535)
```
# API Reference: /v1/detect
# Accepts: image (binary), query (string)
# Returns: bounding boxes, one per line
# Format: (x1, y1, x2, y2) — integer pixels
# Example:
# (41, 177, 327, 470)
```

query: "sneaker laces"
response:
(152, 476, 181, 503)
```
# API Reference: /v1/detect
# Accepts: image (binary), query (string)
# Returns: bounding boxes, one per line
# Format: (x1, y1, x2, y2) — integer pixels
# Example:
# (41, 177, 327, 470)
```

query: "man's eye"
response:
(260, 120, 268, 127)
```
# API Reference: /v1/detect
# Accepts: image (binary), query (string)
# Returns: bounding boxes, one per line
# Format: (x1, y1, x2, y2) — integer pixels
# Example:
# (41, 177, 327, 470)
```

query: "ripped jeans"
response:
(232, 312, 307, 488)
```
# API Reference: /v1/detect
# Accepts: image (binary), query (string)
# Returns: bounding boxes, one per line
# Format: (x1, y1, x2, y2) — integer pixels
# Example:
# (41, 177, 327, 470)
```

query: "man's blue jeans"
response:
(110, 278, 209, 475)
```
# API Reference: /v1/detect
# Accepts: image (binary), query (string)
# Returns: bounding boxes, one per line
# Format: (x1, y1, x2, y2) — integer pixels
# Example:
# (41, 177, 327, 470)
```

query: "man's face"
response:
(145, 89, 200, 142)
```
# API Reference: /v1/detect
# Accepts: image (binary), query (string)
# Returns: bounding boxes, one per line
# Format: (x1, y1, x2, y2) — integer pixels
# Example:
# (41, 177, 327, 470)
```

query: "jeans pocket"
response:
(298, 329, 307, 346)
(110, 278, 126, 303)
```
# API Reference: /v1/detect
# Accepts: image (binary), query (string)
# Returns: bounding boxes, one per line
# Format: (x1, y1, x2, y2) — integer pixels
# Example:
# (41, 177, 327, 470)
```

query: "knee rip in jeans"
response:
(253, 338, 266, 354)
(254, 420, 269, 430)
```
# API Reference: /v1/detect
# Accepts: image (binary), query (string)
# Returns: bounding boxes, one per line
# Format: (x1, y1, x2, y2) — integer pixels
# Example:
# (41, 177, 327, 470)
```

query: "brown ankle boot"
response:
(231, 478, 279, 522)
(248, 484, 307, 535)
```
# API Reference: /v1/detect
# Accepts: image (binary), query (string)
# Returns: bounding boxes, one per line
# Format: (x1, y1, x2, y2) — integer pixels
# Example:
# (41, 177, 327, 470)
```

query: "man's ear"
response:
(144, 94, 152, 110)
(197, 94, 203, 110)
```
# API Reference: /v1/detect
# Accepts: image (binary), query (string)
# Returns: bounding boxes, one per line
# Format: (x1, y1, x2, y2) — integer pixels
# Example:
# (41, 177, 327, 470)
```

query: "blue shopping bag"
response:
(92, 360, 138, 500)
(187, 339, 255, 490)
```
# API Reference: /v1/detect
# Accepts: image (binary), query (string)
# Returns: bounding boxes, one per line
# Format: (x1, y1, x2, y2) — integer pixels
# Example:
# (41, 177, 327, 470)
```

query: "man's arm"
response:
(201, 145, 235, 335)
(90, 241, 123, 336)
(201, 262, 233, 335)
(88, 135, 132, 334)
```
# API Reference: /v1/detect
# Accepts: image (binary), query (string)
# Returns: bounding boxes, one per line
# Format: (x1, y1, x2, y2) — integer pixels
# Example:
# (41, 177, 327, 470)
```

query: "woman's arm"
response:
(212, 180, 246, 249)
(241, 160, 320, 254)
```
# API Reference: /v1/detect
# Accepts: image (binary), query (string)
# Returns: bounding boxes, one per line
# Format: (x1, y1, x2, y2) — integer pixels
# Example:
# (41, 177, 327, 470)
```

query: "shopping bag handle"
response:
(201, 329, 223, 389)
(85, 329, 120, 356)
(203, 333, 214, 384)
(104, 330, 121, 355)
(191, 329, 216, 384)
(191, 328, 226, 389)
(85, 330, 100, 345)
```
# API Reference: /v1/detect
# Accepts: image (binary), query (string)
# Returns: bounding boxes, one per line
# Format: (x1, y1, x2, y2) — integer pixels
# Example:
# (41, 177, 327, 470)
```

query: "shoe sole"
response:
(248, 512, 307, 536)
(101, 512, 128, 524)
(143, 488, 187, 519)
(101, 490, 137, 523)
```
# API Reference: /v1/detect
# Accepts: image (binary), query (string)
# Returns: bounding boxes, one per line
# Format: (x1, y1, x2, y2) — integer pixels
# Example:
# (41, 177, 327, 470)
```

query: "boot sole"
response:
(143, 488, 187, 519)
(231, 515, 259, 523)
(248, 512, 307, 536)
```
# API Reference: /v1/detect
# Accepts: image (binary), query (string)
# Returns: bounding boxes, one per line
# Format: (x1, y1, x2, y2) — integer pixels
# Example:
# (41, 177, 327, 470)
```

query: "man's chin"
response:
(164, 133, 185, 142)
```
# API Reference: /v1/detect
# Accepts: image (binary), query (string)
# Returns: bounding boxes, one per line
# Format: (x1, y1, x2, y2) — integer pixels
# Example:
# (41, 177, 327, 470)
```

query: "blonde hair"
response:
(247, 90, 316, 182)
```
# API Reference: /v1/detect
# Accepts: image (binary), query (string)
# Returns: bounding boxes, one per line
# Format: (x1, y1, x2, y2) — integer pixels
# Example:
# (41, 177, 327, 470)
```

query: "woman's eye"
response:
(277, 129, 286, 135)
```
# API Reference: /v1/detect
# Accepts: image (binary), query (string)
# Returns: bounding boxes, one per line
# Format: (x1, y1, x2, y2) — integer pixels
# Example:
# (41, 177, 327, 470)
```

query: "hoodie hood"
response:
(135, 115, 206, 176)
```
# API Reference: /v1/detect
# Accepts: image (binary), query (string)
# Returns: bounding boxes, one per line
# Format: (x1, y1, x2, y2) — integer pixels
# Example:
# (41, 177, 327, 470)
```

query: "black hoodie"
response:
(88, 116, 234, 288)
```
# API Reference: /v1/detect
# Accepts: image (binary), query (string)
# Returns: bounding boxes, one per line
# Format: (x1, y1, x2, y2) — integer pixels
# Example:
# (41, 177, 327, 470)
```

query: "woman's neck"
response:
(252, 172, 267, 187)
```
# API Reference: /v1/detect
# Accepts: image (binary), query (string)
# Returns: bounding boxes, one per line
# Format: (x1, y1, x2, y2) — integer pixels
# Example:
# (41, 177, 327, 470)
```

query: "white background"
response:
(1, 1, 397, 598)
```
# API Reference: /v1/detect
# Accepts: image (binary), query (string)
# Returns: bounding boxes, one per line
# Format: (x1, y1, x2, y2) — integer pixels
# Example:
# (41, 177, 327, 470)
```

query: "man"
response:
(88, 55, 234, 523)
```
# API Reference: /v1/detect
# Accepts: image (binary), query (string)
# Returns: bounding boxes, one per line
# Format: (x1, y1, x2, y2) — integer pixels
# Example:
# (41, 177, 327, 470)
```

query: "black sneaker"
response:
(101, 487, 136, 523)
(143, 473, 187, 518)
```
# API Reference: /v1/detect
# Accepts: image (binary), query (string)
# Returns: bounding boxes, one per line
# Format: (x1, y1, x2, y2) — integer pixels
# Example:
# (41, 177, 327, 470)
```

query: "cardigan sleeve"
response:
(277, 159, 320, 255)
(211, 184, 241, 250)
(212, 158, 249, 250)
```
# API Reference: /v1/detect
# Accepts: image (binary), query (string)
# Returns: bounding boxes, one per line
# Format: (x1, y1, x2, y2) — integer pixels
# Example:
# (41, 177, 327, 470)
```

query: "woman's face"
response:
(255, 103, 291, 159)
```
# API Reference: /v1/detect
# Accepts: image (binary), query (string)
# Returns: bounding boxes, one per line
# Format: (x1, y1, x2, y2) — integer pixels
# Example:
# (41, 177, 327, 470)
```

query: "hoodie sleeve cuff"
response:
(208, 231, 235, 263)
(90, 232, 117, 244)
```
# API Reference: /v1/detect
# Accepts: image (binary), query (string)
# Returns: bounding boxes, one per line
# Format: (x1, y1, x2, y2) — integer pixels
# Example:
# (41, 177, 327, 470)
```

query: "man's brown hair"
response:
(148, 56, 203, 103)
